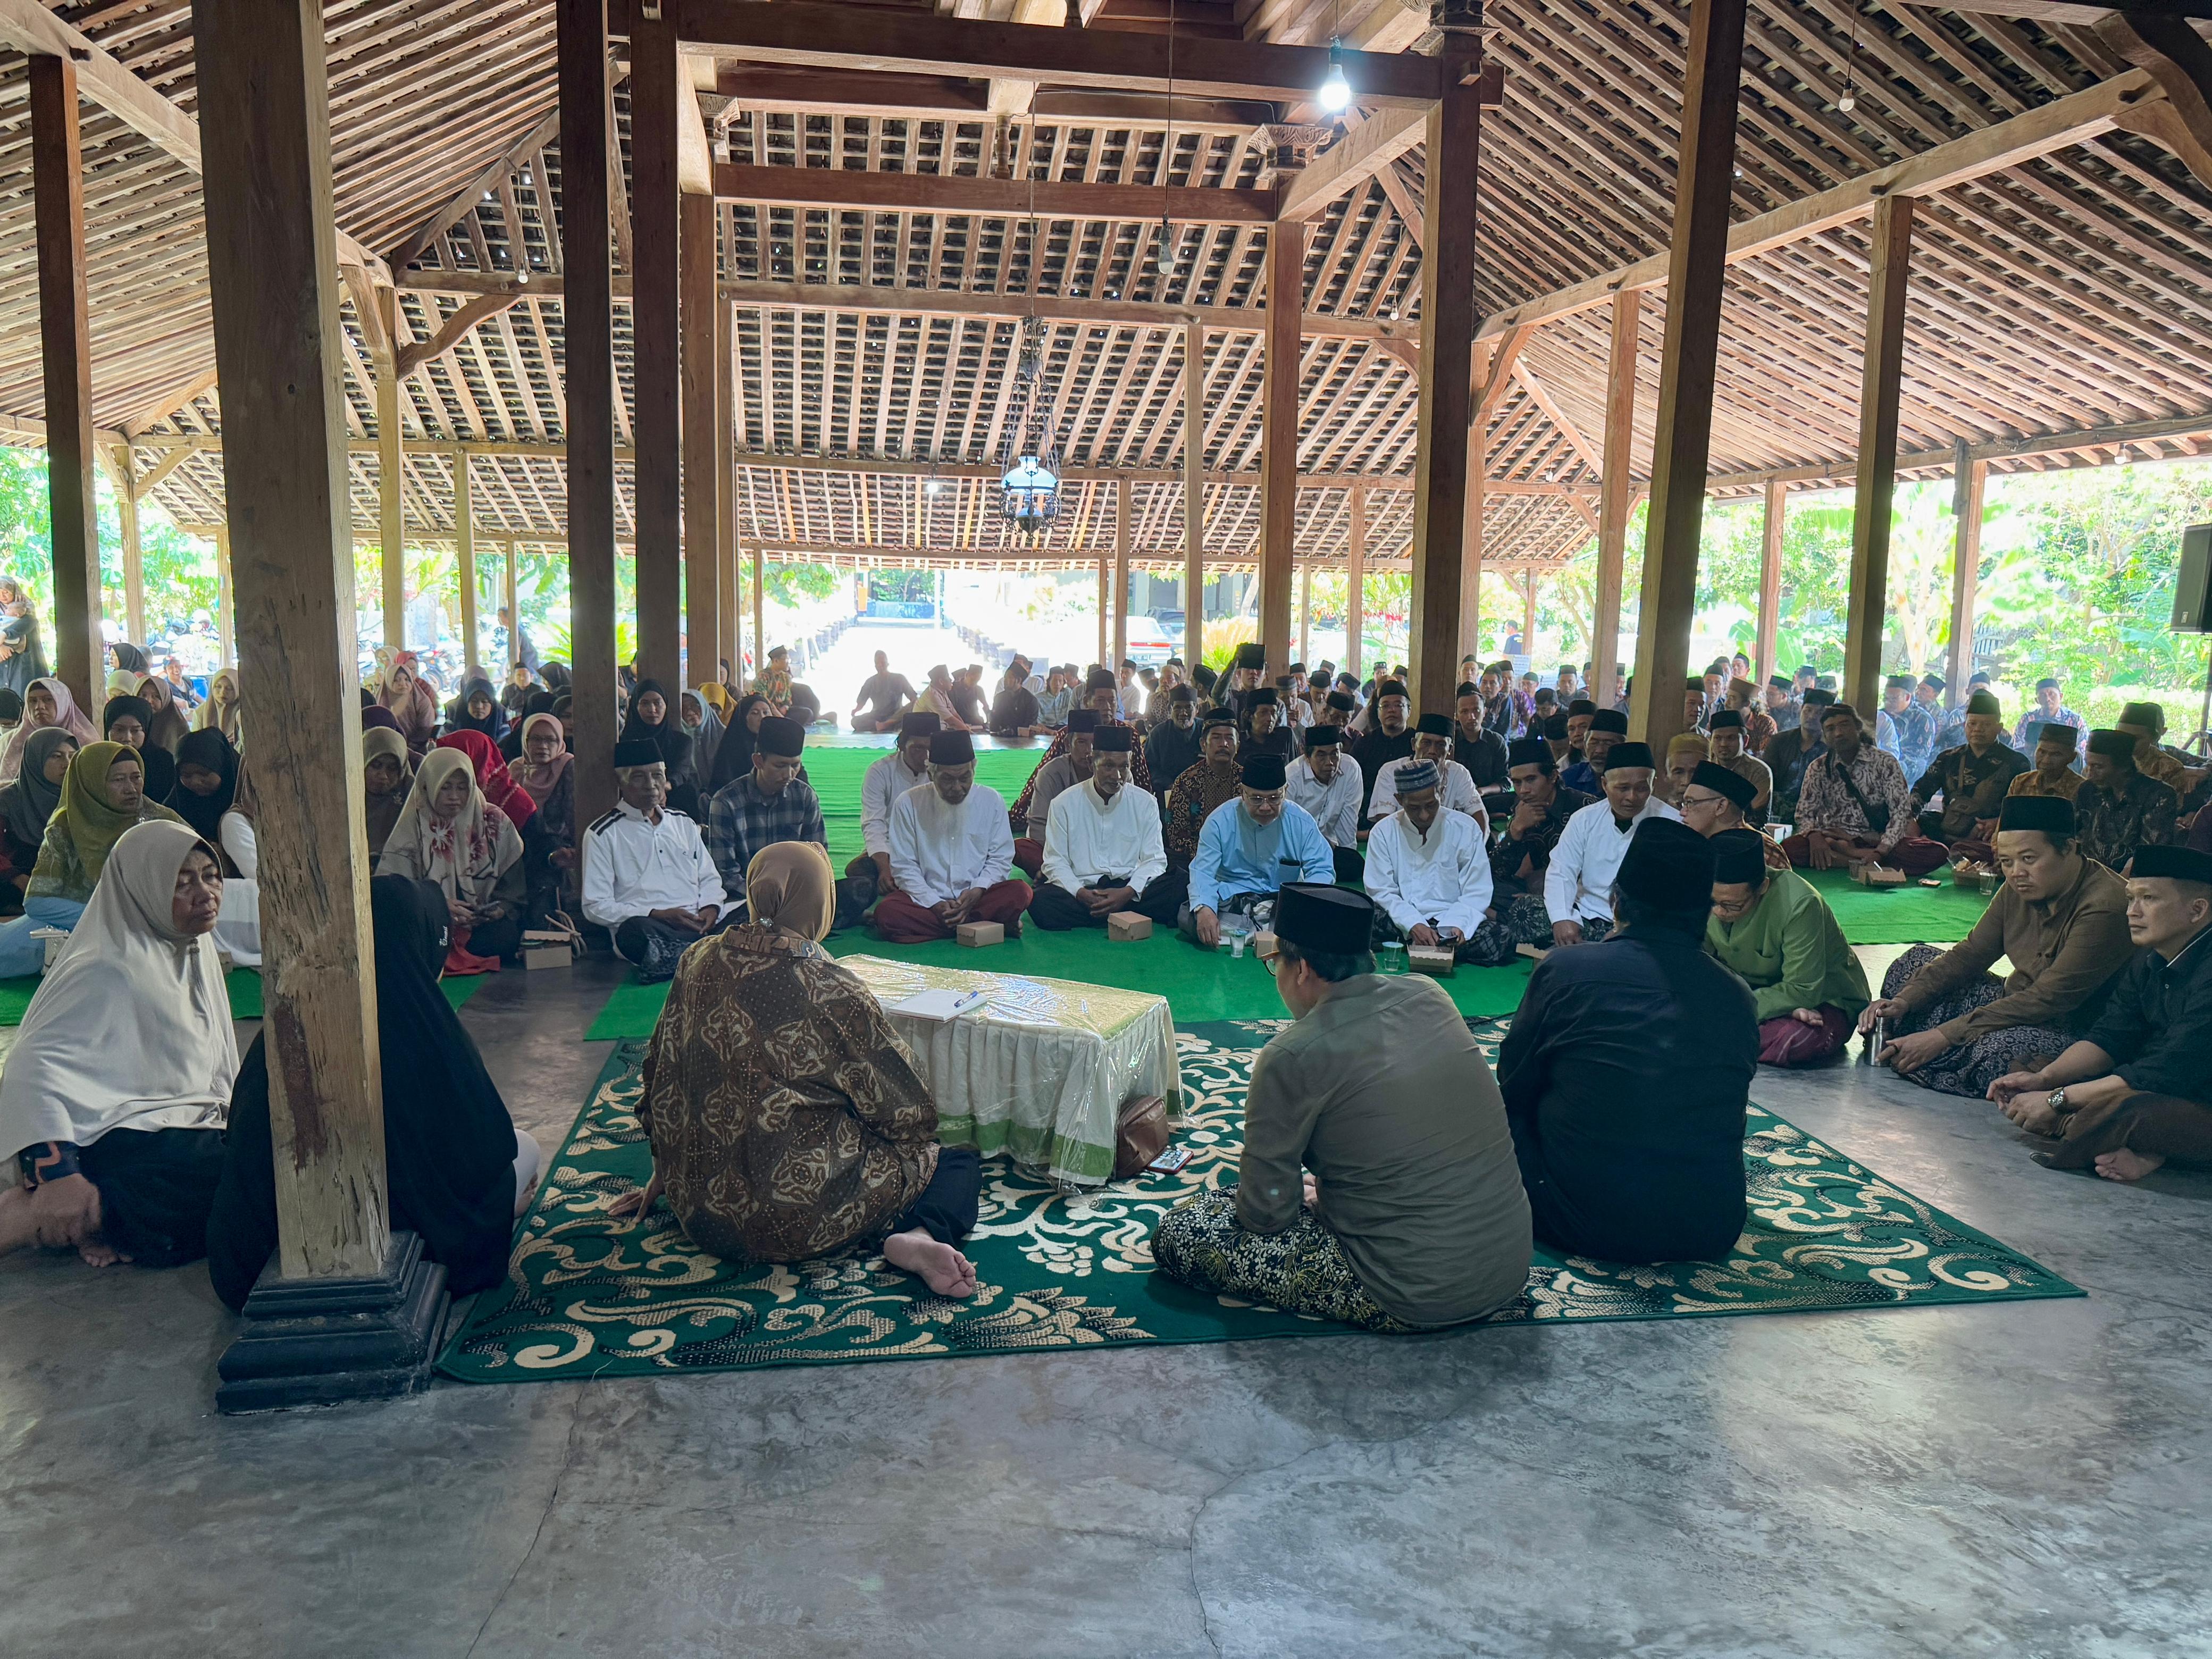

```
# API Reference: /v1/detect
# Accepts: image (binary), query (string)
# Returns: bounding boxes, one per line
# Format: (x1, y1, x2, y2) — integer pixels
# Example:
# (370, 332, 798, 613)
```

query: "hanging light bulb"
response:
(1317, 39, 1352, 114)
(1838, 90, 1857, 114)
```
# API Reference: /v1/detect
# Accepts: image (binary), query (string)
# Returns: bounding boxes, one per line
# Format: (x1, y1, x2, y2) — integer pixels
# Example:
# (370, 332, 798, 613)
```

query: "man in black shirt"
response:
(1238, 688, 1295, 765)
(1452, 681, 1510, 791)
(1145, 685, 1202, 788)
(987, 659, 1041, 738)
(1349, 678, 1413, 824)
(1762, 687, 1833, 820)
(944, 665, 991, 730)
(850, 650, 916, 732)
(1497, 818, 1756, 1261)
(1990, 844, 2212, 1180)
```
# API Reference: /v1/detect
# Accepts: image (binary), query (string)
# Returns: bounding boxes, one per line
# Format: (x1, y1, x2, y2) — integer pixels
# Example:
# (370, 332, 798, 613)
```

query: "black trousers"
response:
(80, 1126, 228, 1268)
(1331, 844, 1364, 884)
(892, 1146, 982, 1244)
(1132, 864, 1188, 924)
(1029, 873, 1183, 931)
(465, 914, 524, 961)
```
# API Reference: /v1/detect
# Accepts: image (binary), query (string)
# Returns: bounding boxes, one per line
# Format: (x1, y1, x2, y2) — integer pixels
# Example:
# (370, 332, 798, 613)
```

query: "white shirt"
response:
(1365, 809, 1494, 937)
(861, 748, 930, 855)
(1543, 794, 1684, 924)
(1118, 680, 1146, 720)
(1040, 776, 1168, 896)
(581, 801, 727, 928)
(219, 810, 258, 879)
(1368, 756, 1489, 833)
(1285, 754, 1364, 849)
(887, 781, 1015, 907)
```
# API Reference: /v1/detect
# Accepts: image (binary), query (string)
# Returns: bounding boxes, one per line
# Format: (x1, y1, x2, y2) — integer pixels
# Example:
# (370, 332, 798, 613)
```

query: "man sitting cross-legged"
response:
(1182, 753, 1335, 946)
(1013, 708, 1099, 877)
(1539, 740, 1682, 950)
(1031, 727, 1174, 931)
(1364, 758, 1493, 960)
(1285, 723, 1365, 883)
(706, 715, 833, 917)
(2008, 721, 2085, 805)
(1905, 689, 2027, 868)
(1149, 884, 1532, 1333)
(1677, 759, 1790, 874)
(874, 730, 1033, 942)
(1163, 711, 1244, 868)
(853, 711, 939, 909)
(1482, 736, 1597, 921)
(581, 739, 737, 982)
(1857, 794, 2134, 1097)
(1706, 710, 1772, 826)
(1988, 844, 2212, 1182)
(1704, 827, 1870, 1067)
(1559, 708, 1626, 798)
(2072, 727, 2182, 875)
(1498, 818, 1757, 1262)
(1368, 713, 1489, 831)
(1783, 701, 1938, 875)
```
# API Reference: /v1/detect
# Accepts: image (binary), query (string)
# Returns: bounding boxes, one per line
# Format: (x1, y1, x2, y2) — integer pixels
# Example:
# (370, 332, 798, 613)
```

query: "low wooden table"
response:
(840, 954, 1181, 1189)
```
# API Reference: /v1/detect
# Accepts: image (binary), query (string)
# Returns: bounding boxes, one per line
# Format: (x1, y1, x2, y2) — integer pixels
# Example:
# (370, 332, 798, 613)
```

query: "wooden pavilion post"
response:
(1096, 539, 1110, 668)
(681, 190, 723, 688)
(717, 294, 740, 687)
(375, 287, 405, 651)
(1258, 220, 1303, 674)
(1629, 0, 1748, 751)
(1112, 476, 1129, 669)
(1591, 290, 1639, 702)
(214, 525, 235, 667)
(1755, 479, 1785, 683)
(1408, 18, 1483, 718)
(504, 540, 521, 671)
(1843, 195, 1917, 719)
(111, 450, 148, 647)
(630, 8, 683, 687)
(1345, 482, 1364, 674)
(562, 0, 619, 831)
(1183, 320, 1205, 669)
(29, 52, 104, 710)
(751, 544, 766, 683)
(454, 451, 479, 676)
(194, 0, 447, 1411)
(1298, 559, 1312, 666)
(1946, 451, 1986, 698)
(1460, 418, 1486, 668)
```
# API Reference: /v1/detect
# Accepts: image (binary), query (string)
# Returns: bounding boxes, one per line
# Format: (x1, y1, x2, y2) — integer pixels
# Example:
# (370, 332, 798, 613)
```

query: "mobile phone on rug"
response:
(1147, 1146, 1192, 1174)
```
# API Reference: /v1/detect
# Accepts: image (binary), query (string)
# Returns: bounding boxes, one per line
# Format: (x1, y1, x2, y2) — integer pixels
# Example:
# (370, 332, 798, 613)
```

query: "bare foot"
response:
(0, 1184, 38, 1256)
(76, 1239, 131, 1267)
(882, 1227, 978, 1298)
(1998, 1096, 2061, 1137)
(2095, 1149, 2166, 1183)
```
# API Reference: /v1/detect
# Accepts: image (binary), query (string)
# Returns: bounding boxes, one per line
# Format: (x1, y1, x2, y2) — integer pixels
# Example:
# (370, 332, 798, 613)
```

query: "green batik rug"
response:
(438, 1020, 2081, 1382)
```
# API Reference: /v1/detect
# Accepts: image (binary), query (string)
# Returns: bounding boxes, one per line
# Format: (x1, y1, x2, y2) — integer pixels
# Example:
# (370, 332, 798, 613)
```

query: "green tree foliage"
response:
(0, 447, 221, 637)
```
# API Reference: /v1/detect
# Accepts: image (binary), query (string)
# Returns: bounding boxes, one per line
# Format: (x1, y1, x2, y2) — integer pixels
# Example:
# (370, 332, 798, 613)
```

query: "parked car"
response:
(1120, 616, 1177, 669)
(1151, 608, 1186, 639)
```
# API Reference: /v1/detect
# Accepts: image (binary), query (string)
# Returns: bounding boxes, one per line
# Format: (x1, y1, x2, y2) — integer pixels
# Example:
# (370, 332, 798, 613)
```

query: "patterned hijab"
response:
(382, 747, 522, 907)
(0, 676, 99, 784)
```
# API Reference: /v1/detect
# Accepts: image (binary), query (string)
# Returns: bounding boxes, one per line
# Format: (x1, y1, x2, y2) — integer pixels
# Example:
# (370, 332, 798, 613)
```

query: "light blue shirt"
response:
(1189, 798, 1336, 914)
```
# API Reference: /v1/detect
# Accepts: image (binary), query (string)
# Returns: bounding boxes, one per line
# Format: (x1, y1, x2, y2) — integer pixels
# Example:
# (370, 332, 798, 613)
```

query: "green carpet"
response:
(582, 922, 1536, 1039)
(804, 743, 1048, 869)
(0, 967, 487, 1026)
(438, 1020, 2081, 1381)
(1804, 867, 1992, 945)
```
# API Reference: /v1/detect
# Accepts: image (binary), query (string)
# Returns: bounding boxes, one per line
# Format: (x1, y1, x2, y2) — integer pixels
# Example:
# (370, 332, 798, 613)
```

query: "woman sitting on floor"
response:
(0, 726, 74, 907)
(0, 676, 97, 786)
(1857, 794, 2134, 1099)
(506, 711, 577, 904)
(614, 841, 980, 1298)
(205, 875, 541, 1310)
(135, 674, 191, 757)
(376, 745, 527, 962)
(0, 741, 186, 976)
(103, 693, 177, 802)
(362, 724, 414, 864)
(438, 730, 558, 930)
(193, 667, 243, 745)
(618, 678, 700, 819)
(0, 823, 234, 1268)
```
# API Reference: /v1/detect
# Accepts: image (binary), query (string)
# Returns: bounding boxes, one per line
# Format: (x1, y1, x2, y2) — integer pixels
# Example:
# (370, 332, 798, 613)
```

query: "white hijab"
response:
(0, 820, 238, 1154)
(379, 747, 522, 907)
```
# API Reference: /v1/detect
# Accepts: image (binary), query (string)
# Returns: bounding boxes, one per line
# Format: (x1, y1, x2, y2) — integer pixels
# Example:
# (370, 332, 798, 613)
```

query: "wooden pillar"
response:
(716, 295, 740, 686)
(1258, 220, 1304, 675)
(1628, 0, 1749, 750)
(750, 543, 765, 684)
(681, 191, 722, 690)
(1843, 195, 1917, 719)
(1459, 414, 1486, 667)
(1346, 482, 1365, 674)
(1946, 453, 1986, 699)
(1112, 476, 1130, 669)
(1521, 570, 1539, 662)
(1096, 541, 1110, 668)
(630, 9, 683, 686)
(1755, 479, 1785, 683)
(562, 0, 619, 831)
(1183, 320, 1205, 669)
(1592, 289, 1639, 702)
(214, 525, 235, 667)
(375, 286, 405, 651)
(454, 452, 480, 676)
(1298, 559, 1312, 667)
(113, 452, 148, 646)
(195, 0, 388, 1284)
(503, 539, 521, 670)
(29, 54, 104, 710)
(1408, 31, 1484, 718)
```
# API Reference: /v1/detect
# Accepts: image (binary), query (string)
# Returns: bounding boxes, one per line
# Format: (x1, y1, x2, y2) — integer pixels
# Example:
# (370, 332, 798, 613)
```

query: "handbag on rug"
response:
(1113, 1094, 1171, 1180)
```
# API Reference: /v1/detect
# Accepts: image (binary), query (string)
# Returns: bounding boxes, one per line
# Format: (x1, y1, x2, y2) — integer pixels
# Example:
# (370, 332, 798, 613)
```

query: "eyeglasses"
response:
(1258, 939, 1283, 975)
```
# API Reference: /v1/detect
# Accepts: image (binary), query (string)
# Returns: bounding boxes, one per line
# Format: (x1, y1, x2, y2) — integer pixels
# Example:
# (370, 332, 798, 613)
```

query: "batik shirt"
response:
(2071, 773, 2181, 873)
(1909, 742, 2029, 840)
(1795, 745, 1914, 854)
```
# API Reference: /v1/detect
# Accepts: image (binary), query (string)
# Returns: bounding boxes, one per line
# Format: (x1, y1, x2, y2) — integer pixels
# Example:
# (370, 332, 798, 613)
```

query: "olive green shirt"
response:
(1235, 974, 1531, 1327)
(1705, 867, 1870, 1023)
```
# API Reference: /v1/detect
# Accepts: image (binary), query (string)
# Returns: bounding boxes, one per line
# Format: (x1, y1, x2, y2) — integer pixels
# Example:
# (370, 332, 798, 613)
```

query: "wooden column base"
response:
(214, 1231, 449, 1414)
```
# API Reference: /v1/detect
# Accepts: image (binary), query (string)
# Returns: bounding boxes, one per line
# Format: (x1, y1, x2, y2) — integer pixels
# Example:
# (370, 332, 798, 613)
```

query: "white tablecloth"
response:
(839, 955, 1180, 1187)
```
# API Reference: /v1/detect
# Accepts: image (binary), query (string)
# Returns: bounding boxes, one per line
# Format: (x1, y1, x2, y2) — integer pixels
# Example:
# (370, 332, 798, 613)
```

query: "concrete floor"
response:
(5, 952, 2211, 1658)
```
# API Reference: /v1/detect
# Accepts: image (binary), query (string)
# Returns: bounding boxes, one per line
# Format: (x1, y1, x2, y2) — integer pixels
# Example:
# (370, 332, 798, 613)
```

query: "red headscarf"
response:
(435, 730, 537, 830)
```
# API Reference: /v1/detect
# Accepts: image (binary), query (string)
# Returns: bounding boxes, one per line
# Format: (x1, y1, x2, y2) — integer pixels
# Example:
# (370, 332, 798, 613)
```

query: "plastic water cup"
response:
(1377, 942, 1406, 975)
(1230, 935, 1247, 960)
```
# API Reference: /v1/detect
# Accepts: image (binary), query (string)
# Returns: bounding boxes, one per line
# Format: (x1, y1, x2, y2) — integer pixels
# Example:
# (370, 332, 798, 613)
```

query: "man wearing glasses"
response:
(1703, 827, 1869, 1066)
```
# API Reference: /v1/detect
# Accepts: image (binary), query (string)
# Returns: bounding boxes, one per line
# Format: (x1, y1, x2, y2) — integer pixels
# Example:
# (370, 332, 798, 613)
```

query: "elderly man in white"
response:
(1542, 740, 1682, 948)
(1365, 758, 1494, 957)
(859, 710, 939, 896)
(874, 730, 1033, 942)
(1369, 713, 1488, 832)
(1286, 723, 1366, 883)
(1030, 727, 1172, 930)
